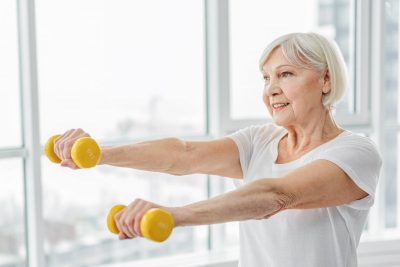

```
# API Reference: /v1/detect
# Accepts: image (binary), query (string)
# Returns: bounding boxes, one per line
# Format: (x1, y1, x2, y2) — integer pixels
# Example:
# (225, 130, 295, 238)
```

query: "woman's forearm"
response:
(99, 138, 189, 175)
(173, 179, 289, 227)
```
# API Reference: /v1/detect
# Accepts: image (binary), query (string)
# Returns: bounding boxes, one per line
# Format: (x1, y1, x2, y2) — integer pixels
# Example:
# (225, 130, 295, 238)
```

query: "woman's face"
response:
(262, 46, 330, 127)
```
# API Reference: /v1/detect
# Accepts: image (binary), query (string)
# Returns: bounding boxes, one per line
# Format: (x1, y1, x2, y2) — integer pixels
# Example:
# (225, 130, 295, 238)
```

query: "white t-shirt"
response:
(228, 124, 382, 267)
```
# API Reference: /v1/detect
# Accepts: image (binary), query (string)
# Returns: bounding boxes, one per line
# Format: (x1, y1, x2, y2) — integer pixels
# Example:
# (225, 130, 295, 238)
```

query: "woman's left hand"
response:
(113, 198, 177, 240)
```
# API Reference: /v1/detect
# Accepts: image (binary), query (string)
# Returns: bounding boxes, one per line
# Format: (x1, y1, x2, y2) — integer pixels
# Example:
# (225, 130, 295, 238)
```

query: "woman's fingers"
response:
(54, 129, 74, 160)
(121, 213, 136, 238)
(127, 200, 146, 237)
(60, 128, 86, 160)
(61, 139, 75, 161)
(115, 207, 136, 239)
(133, 206, 148, 236)
(60, 159, 78, 169)
(115, 199, 162, 240)
(118, 232, 130, 240)
(54, 128, 90, 168)
(114, 210, 133, 239)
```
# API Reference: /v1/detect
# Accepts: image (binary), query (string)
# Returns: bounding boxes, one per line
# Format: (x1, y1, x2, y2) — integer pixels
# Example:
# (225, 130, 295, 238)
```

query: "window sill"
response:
(95, 237, 400, 267)
(94, 248, 239, 267)
(358, 235, 400, 266)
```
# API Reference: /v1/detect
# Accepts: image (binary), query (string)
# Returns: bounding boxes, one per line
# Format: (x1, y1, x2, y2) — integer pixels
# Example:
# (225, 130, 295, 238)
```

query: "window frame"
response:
(367, 0, 386, 237)
(17, 0, 45, 266)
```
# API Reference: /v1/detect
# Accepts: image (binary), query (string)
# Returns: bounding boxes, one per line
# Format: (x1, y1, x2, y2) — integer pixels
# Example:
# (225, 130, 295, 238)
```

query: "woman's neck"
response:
(283, 109, 343, 154)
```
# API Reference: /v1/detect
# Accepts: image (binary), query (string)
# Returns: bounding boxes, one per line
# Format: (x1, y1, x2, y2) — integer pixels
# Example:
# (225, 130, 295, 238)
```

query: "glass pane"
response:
(0, 0, 22, 147)
(36, 0, 205, 144)
(229, 0, 353, 119)
(0, 159, 26, 267)
(384, 0, 399, 228)
(42, 158, 208, 266)
(384, 130, 397, 228)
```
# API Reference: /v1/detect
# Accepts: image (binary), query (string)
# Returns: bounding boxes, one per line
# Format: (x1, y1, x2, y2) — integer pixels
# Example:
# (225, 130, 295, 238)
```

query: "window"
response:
(229, 0, 355, 120)
(35, 0, 208, 266)
(0, 2, 26, 267)
(36, 0, 205, 144)
(0, 0, 21, 148)
(8, 0, 400, 266)
(0, 159, 26, 267)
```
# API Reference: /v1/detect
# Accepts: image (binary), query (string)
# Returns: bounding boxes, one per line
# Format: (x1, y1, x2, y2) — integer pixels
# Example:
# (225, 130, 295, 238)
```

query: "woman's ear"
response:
(322, 69, 331, 94)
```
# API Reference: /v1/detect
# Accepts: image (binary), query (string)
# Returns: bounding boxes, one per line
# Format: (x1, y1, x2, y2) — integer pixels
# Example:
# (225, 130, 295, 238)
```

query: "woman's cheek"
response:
(262, 94, 267, 105)
(263, 96, 273, 114)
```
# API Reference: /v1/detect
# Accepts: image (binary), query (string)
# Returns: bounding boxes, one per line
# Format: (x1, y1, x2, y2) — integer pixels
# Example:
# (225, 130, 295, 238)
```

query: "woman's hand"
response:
(53, 128, 90, 169)
(113, 198, 179, 240)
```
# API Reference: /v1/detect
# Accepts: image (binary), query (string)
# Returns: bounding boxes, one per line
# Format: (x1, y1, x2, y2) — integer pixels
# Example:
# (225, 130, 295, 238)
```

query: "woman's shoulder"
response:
(322, 130, 382, 160)
(333, 130, 379, 148)
(316, 130, 382, 195)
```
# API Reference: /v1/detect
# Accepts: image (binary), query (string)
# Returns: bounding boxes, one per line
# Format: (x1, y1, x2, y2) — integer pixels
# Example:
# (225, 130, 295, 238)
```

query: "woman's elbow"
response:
(253, 179, 298, 218)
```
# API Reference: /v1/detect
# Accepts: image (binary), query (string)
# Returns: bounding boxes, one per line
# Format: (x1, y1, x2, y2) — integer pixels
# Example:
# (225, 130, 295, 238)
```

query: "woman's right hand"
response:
(53, 128, 91, 169)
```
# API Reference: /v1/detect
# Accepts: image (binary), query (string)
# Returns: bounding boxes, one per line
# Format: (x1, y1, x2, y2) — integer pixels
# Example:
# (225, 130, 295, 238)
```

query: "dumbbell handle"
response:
(44, 134, 101, 168)
(107, 205, 174, 243)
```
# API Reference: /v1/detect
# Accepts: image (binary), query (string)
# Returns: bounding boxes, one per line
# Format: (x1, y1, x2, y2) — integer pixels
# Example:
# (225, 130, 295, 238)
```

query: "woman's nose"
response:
(264, 81, 281, 97)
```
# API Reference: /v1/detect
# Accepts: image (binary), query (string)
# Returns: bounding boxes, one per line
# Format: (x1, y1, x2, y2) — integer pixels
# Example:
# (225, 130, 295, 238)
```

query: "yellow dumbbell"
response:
(44, 134, 101, 168)
(107, 204, 174, 243)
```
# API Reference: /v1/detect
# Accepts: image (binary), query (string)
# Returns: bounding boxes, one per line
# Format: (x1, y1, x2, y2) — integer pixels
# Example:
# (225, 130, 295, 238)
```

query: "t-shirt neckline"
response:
(272, 129, 351, 167)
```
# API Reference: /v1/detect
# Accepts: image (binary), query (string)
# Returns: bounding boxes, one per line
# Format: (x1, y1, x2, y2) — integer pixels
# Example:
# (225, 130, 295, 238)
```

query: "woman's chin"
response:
(272, 117, 290, 127)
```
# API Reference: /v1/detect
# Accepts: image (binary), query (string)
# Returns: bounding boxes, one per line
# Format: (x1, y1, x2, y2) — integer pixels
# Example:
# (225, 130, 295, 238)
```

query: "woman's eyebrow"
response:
(275, 64, 296, 70)
(262, 64, 296, 74)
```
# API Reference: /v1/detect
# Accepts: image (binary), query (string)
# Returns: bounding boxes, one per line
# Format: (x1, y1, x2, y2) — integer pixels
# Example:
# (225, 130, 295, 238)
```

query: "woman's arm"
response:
(173, 159, 367, 226)
(115, 159, 367, 238)
(54, 129, 243, 178)
(100, 137, 242, 178)
(114, 181, 284, 239)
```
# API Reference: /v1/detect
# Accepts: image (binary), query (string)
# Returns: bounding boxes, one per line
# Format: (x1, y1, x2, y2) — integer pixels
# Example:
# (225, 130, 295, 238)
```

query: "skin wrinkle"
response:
(175, 180, 287, 226)
(263, 181, 299, 217)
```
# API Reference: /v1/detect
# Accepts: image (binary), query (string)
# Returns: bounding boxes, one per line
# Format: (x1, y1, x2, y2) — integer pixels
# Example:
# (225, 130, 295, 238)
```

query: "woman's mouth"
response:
(272, 103, 290, 111)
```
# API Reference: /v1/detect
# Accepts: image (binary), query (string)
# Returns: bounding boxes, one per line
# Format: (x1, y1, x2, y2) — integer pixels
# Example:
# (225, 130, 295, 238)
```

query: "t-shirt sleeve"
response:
(227, 124, 276, 186)
(227, 126, 256, 180)
(316, 136, 382, 210)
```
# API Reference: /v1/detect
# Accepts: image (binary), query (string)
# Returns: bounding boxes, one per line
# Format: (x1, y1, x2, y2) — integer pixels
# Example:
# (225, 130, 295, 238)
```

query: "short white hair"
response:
(259, 32, 348, 109)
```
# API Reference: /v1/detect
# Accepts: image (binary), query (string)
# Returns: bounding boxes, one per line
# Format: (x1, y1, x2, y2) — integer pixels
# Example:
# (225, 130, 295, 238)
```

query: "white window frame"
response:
(16, 0, 44, 267)
(367, 0, 386, 237)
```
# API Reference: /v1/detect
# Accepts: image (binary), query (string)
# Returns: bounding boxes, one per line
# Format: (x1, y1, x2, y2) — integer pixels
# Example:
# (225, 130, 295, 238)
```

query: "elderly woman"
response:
(54, 32, 382, 266)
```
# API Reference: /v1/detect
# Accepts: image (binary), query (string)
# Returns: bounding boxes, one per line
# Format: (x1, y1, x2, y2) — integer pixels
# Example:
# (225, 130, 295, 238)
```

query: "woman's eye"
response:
(263, 76, 270, 82)
(281, 71, 293, 78)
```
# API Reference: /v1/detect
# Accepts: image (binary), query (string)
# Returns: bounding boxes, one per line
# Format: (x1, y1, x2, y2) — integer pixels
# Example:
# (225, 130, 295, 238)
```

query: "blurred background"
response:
(1, 0, 399, 266)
